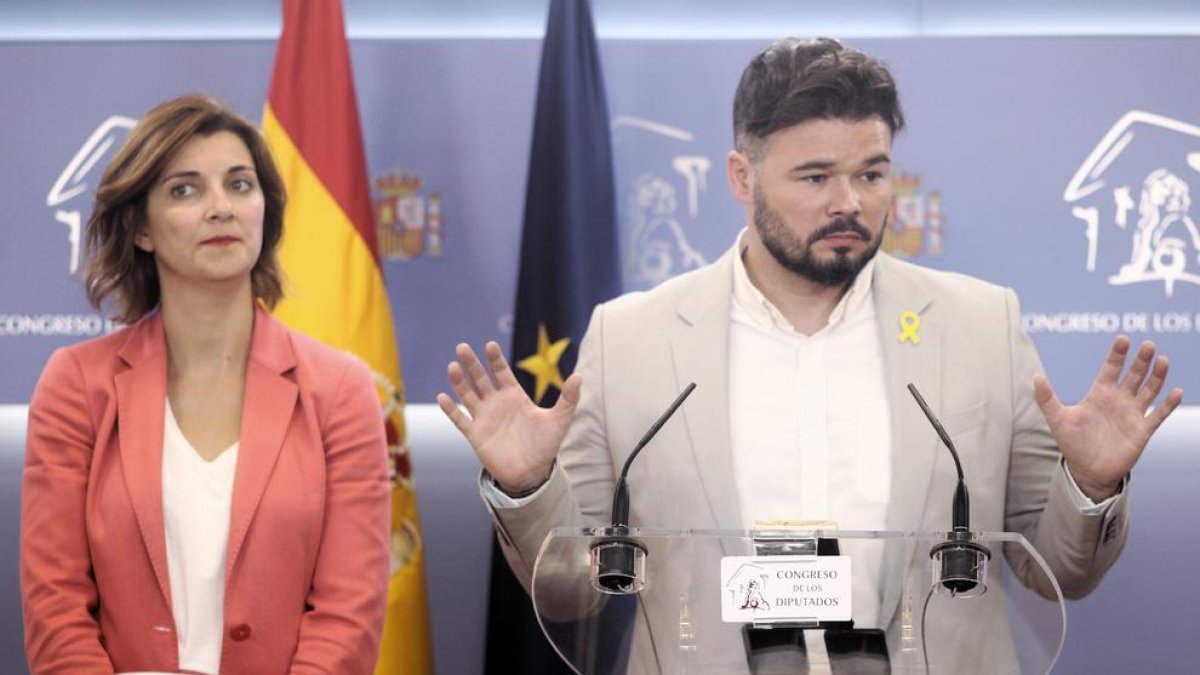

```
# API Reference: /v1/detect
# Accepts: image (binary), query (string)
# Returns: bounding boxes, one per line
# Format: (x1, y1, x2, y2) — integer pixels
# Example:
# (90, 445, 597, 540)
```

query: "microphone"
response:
(589, 382, 697, 595)
(906, 383, 991, 597)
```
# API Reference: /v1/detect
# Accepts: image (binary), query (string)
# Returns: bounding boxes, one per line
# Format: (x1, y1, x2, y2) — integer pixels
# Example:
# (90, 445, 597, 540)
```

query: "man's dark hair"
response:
(733, 37, 905, 160)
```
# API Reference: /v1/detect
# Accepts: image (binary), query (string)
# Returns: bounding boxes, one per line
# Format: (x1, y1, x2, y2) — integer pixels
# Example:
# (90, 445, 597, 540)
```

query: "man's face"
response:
(732, 117, 893, 286)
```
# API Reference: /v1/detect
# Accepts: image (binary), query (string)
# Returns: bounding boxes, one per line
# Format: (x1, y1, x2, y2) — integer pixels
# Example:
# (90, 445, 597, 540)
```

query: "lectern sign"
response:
(720, 555, 853, 623)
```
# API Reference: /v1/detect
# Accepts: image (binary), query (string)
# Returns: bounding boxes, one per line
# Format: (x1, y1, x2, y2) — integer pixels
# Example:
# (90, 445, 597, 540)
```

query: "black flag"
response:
(484, 0, 620, 673)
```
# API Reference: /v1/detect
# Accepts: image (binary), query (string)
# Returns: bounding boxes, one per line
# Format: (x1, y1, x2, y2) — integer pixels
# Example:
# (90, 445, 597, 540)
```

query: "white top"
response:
(162, 400, 238, 675)
(729, 232, 891, 629)
(729, 237, 892, 528)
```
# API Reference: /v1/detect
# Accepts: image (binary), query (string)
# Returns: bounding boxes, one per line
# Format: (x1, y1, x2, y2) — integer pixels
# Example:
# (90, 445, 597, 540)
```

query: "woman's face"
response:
(137, 130, 265, 293)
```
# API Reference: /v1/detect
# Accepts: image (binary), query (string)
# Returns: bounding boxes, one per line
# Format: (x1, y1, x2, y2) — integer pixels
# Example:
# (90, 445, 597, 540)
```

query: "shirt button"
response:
(230, 623, 252, 641)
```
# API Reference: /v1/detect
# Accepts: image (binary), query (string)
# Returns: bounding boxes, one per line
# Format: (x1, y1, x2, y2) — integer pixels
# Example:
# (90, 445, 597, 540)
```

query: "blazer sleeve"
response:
(1000, 288, 1129, 599)
(289, 359, 391, 675)
(21, 348, 115, 674)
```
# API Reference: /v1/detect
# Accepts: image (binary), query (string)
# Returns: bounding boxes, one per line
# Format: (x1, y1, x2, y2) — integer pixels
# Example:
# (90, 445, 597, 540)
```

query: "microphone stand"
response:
(589, 383, 696, 595)
(907, 383, 991, 597)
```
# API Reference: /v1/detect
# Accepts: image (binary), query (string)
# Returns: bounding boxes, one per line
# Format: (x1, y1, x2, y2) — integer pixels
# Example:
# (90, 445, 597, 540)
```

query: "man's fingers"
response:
(555, 373, 583, 415)
(1136, 355, 1170, 408)
(486, 341, 522, 389)
(1119, 340, 1156, 394)
(447, 361, 480, 411)
(436, 392, 471, 434)
(1145, 387, 1184, 432)
(1094, 335, 1132, 386)
(456, 342, 495, 395)
(1033, 372, 1064, 423)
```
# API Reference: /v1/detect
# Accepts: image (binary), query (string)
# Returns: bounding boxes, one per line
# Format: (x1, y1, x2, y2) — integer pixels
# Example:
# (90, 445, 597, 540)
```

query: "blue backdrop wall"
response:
(1, 23, 1198, 675)
(3, 37, 1199, 405)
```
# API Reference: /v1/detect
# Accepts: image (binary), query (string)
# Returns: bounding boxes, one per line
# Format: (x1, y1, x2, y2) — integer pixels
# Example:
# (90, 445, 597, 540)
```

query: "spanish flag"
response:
(262, 1, 433, 672)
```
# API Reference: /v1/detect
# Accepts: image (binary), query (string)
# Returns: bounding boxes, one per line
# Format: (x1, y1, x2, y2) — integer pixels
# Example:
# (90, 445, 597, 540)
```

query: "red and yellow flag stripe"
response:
(263, 1, 432, 672)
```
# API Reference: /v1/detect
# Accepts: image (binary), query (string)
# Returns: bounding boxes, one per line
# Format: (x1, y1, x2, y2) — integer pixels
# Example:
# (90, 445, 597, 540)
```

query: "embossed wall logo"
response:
(613, 116, 708, 289)
(1064, 111, 1200, 296)
(881, 172, 945, 259)
(47, 116, 137, 274)
(373, 168, 444, 261)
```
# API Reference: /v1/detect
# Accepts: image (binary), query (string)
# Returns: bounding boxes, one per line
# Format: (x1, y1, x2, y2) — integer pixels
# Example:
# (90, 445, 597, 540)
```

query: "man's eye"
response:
(861, 172, 883, 182)
(801, 175, 827, 185)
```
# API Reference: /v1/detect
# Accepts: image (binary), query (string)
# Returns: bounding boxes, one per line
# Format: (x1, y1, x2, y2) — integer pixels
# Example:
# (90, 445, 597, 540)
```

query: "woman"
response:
(21, 94, 391, 675)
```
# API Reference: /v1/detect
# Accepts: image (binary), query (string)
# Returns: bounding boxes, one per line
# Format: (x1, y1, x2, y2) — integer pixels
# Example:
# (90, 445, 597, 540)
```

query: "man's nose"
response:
(827, 177, 862, 217)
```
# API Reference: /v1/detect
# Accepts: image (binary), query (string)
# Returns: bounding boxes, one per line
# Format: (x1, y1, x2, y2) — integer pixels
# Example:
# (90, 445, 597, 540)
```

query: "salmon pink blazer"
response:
(21, 306, 391, 674)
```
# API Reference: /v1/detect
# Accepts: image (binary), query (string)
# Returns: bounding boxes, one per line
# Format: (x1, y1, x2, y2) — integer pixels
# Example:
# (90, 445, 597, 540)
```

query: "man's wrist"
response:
(491, 462, 555, 499)
(1064, 461, 1125, 502)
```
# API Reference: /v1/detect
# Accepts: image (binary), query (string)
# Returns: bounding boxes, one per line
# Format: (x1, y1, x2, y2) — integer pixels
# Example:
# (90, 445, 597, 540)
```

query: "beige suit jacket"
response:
(488, 247, 1128, 673)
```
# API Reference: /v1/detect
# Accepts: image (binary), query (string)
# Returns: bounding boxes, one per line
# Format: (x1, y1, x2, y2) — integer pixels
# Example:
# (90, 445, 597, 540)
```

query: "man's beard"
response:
(753, 186, 884, 287)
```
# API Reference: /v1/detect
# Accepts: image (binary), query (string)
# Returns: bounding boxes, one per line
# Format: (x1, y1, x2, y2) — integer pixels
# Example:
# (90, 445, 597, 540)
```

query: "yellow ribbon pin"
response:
(898, 311, 921, 345)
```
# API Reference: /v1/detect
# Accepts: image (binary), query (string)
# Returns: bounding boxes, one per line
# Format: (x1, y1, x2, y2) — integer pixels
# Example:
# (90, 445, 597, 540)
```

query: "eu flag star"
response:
(516, 322, 571, 404)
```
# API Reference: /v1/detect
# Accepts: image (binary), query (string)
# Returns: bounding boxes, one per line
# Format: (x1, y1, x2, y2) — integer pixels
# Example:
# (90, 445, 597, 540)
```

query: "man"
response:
(439, 38, 1182, 673)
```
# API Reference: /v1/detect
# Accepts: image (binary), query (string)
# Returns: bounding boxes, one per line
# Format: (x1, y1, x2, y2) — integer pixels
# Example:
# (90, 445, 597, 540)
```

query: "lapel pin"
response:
(898, 311, 921, 345)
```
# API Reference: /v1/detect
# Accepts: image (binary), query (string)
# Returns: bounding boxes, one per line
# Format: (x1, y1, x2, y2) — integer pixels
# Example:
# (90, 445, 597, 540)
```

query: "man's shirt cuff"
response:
(1062, 460, 1125, 515)
(479, 468, 550, 509)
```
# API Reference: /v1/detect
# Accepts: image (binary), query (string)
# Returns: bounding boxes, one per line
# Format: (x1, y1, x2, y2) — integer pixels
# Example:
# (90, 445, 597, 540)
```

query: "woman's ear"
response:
(134, 228, 154, 253)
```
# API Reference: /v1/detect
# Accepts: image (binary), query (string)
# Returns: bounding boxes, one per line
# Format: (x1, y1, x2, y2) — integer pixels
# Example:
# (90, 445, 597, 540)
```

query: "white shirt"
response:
(729, 232, 891, 628)
(729, 236, 891, 528)
(162, 400, 238, 675)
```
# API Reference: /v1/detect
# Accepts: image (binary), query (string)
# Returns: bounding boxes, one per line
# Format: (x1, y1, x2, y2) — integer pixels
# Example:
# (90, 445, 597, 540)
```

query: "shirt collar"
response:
(731, 227, 877, 334)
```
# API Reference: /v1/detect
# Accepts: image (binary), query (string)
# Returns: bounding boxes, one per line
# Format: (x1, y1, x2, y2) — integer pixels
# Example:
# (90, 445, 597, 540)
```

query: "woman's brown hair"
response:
(84, 93, 287, 323)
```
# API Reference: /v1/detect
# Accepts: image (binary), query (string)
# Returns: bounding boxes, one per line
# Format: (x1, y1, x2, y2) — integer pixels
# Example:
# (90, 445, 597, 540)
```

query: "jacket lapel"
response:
(114, 313, 172, 606)
(872, 255, 944, 627)
(226, 306, 298, 574)
(875, 256, 942, 534)
(669, 246, 742, 529)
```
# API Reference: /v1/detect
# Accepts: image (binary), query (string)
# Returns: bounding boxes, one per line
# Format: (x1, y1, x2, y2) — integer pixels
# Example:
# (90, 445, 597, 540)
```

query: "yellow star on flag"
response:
(517, 322, 571, 404)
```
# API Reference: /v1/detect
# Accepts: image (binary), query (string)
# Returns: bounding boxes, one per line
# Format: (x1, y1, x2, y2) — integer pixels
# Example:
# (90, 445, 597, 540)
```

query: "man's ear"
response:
(727, 149, 754, 206)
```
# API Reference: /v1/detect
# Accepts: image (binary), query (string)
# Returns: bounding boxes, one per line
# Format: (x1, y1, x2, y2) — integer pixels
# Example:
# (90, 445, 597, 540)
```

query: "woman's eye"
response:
(169, 184, 194, 198)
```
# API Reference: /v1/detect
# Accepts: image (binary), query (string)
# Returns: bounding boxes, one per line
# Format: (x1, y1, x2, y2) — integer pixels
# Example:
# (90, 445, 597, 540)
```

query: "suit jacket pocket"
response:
(941, 400, 987, 438)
